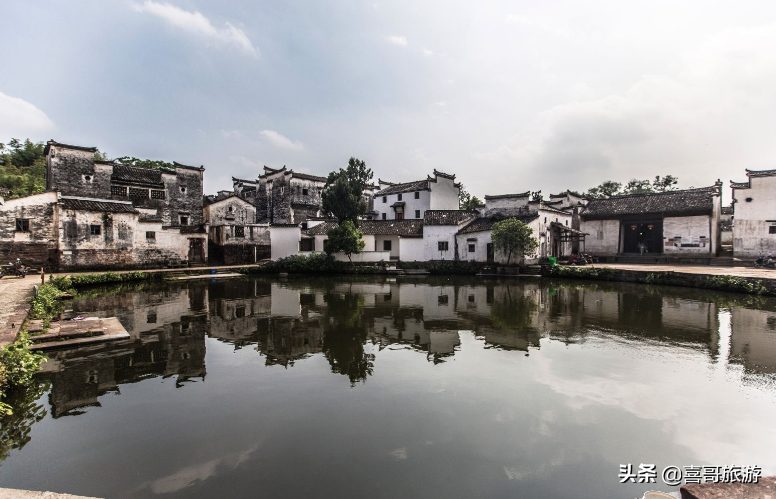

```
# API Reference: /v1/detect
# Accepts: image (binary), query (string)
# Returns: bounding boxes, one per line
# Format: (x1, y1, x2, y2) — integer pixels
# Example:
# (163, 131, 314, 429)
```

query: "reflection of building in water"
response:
(42, 284, 207, 417)
(207, 279, 272, 344)
(730, 306, 776, 374)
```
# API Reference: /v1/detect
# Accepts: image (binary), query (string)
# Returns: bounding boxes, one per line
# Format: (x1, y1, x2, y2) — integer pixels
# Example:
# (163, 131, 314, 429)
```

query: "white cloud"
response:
(386, 35, 408, 47)
(421, 47, 434, 56)
(0, 91, 55, 140)
(220, 129, 242, 139)
(259, 130, 304, 150)
(132, 1, 257, 56)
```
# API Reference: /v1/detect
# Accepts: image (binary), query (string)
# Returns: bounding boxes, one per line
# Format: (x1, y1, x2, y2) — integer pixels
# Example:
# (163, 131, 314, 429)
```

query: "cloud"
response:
(0, 91, 55, 140)
(421, 47, 434, 56)
(386, 35, 408, 47)
(132, 1, 257, 56)
(220, 129, 242, 139)
(259, 130, 304, 150)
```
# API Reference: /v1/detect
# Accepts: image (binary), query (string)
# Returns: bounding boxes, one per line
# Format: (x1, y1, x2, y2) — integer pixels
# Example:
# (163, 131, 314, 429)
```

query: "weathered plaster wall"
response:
(46, 146, 98, 196)
(733, 176, 776, 258)
(204, 197, 257, 226)
(270, 226, 301, 260)
(0, 192, 59, 269)
(375, 189, 430, 221)
(484, 196, 530, 211)
(663, 215, 712, 254)
(423, 225, 459, 261)
(399, 237, 423, 262)
(580, 219, 621, 255)
(165, 168, 204, 227)
(428, 175, 460, 211)
(374, 235, 400, 259)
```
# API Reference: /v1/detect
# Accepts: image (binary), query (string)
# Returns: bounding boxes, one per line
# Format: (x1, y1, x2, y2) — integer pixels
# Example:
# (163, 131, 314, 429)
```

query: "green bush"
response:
(28, 284, 63, 326)
(543, 265, 617, 280)
(0, 333, 47, 415)
(51, 271, 155, 290)
(702, 275, 768, 295)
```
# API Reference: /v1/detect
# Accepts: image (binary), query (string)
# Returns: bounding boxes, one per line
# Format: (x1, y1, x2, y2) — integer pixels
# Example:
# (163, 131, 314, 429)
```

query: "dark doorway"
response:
(622, 220, 663, 254)
(189, 238, 204, 263)
(486, 243, 494, 263)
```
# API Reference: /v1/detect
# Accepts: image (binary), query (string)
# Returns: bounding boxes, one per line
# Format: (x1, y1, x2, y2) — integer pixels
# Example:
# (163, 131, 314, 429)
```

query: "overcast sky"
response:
(1, 1, 775, 198)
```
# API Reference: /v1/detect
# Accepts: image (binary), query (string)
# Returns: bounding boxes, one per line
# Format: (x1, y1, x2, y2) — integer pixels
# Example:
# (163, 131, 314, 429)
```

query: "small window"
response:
(544, 217, 547, 223)
(302, 188, 309, 196)
(147, 312, 157, 324)
(770, 226, 776, 234)
(468, 243, 475, 253)
(438, 241, 449, 251)
(146, 231, 156, 240)
(438, 295, 449, 305)
(235, 306, 246, 318)
(111, 185, 127, 197)
(382, 213, 386, 220)
(180, 216, 189, 226)
(746, 197, 753, 202)
(468, 294, 475, 303)
(15, 219, 30, 232)
(151, 190, 166, 200)
(83, 175, 92, 183)
(299, 238, 314, 251)
(415, 210, 420, 218)
(398, 193, 402, 201)
(228, 206, 234, 213)
(383, 196, 387, 203)
(414, 191, 419, 199)
(383, 240, 392, 251)
(90, 225, 101, 236)
(235, 226, 245, 238)
(129, 187, 148, 198)
(180, 187, 187, 193)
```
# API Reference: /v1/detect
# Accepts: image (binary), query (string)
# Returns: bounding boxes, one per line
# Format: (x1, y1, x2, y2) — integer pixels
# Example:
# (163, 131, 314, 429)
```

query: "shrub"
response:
(28, 284, 64, 326)
(543, 265, 616, 280)
(0, 333, 47, 416)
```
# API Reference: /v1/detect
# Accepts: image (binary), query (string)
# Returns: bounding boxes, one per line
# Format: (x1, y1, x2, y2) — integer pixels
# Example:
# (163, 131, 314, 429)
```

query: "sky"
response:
(1, 0, 775, 199)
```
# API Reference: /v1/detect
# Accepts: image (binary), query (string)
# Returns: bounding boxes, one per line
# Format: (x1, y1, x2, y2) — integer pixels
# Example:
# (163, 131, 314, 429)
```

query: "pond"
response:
(1, 276, 775, 499)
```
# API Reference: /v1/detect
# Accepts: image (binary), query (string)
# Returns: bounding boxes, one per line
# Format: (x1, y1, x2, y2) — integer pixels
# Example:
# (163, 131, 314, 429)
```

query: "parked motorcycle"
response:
(754, 254, 776, 269)
(8, 258, 29, 278)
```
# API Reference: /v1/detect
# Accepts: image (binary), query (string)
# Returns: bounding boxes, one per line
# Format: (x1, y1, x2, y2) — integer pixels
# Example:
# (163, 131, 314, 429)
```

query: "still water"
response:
(1, 276, 775, 499)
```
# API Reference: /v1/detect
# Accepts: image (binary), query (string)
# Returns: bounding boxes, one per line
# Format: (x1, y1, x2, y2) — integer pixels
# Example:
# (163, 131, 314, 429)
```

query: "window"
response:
(300, 238, 314, 251)
(565, 220, 568, 226)
(151, 190, 166, 200)
(15, 219, 29, 232)
(83, 175, 92, 183)
(129, 187, 148, 198)
(147, 312, 157, 324)
(415, 210, 420, 218)
(302, 188, 309, 196)
(397, 212, 404, 220)
(414, 191, 420, 199)
(468, 294, 475, 303)
(398, 193, 403, 201)
(770, 226, 776, 234)
(235, 226, 245, 238)
(383, 196, 387, 203)
(146, 231, 156, 240)
(438, 241, 449, 251)
(468, 243, 475, 253)
(438, 295, 449, 305)
(235, 306, 246, 318)
(383, 240, 392, 251)
(90, 224, 101, 236)
(180, 187, 187, 193)
(544, 217, 547, 223)
(382, 213, 386, 220)
(111, 185, 127, 197)
(180, 216, 189, 226)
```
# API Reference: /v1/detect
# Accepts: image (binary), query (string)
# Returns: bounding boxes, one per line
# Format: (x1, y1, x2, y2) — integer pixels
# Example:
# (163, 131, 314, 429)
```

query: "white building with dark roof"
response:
(730, 169, 776, 258)
(374, 170, 460, 221)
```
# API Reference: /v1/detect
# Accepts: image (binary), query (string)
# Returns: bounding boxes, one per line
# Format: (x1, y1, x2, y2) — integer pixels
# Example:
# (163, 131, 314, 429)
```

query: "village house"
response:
(374, 170, 460, 221)
(203, 191, 269, 264)
(422, 210, 477, 261)
(579, 184, 722, 260)
(0, 140, 208, 270)
(729, 170, 776, 259)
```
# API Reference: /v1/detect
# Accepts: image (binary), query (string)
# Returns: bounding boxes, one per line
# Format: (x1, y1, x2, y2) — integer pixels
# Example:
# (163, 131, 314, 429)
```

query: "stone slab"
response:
(32, 317, 130, 352)
(176, 272, 244, 280)
(0, 488, 103, 499)
(680, 476, 776, 499)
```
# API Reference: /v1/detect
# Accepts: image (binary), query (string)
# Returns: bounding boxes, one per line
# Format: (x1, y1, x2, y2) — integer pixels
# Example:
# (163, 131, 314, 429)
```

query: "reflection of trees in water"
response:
(321, 292, 374, 385)
(490, 285, 538, 331)
(0, 378, 49, 467)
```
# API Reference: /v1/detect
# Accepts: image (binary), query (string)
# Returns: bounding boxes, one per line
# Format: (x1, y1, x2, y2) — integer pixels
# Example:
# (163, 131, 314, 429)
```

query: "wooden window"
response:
(383, 240, 392, 251)
(300, 239, 314, 251)
(151, 190, 166, 200)
(129, 187, 148, 198)
(383, 196, 387, 203)
(438, 241, 449, 251)
(180, 216, 189, 226)
(438, 295, 448, 305)
(235, 306, 246, 318)
(414, 191, 419, 199)
(235, 226, 245, 238)
(770, 226, 776, 234)
(415, 210, 420, 218)
(398, 193, 403, 201)
(468, 243, 475, 253)
(302, 188, 309, 196)
(15, 219, 29, 232)
(90, 225, 101, 236)
(147, 312, 157, 324)
(382, 213, 386, 220)
(111, 185, 127, 197)
(146, 231, 156, 240)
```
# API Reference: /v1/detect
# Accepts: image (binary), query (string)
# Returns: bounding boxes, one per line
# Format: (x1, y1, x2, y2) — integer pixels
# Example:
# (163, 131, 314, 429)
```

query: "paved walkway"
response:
(0, 275, 41, 347)
(593, 263, 776, 278)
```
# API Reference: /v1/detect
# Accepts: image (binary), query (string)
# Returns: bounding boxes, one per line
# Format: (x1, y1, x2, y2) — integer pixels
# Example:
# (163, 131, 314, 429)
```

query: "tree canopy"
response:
(491, 218, 539, 265)
(585, 175, 679, 198)
(459, 184, 484, 210)
(325, 220, 365, 263)
(322, 157, 374, 224)
(0, 139, 46, 198)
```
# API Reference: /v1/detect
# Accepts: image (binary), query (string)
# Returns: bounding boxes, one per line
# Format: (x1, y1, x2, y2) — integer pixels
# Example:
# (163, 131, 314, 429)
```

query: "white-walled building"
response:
(373, 170, 460, 221)
(204, 193, 269, 264)
(580, 185, 722, 257)
(730, 170, 776, 258)
(422, 210, 477, 261)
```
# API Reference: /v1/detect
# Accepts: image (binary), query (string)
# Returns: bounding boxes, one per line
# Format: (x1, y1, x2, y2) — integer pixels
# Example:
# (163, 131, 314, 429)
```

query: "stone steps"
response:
(29, 317, 130, 352)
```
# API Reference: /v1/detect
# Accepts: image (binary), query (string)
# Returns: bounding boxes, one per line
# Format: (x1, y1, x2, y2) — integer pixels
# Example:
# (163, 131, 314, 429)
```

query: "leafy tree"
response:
(0, 139, 46, 198)
(325, 220, 365, 263)
(322, 157, 374, 224)
(585, 180, 622, 198)
(93, 150, 110, 161)
(491, 218, 539, 265)
(621, 179, 653, 195)
(531, 190, 543, 203)
(113, 156, 173, 170)
(461, 195, 483, 211)
(652, 175, 678, 192)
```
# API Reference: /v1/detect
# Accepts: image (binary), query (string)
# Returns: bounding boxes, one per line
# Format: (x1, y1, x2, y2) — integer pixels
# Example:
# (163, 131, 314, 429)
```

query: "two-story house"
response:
(373, 170, 460, 221)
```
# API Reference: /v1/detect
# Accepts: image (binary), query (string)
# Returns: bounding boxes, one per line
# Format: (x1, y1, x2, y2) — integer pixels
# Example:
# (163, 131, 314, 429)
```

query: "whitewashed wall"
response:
(423, 225, 459, 260)
(270, 226, 301, 260)
(374, 189, 430, 220)
(664, 215, 713, 254)
(579, 219, 621, 255)
(428, 176, 460, 211)
(332, 251, 391, 262)
(399, 237, 424, 261)
(374, 235, 400, 258)
(733, 176, 776, 257)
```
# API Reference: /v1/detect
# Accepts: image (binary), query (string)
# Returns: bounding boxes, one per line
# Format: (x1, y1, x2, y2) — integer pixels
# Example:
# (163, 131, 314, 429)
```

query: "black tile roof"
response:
(746, 168, 776, 177)
(484, 192, 530, 200)
(292, 171, 328, 183)
(60, 197, 139, 214)
(359, 219, 424, 236)
(111, 164, 165, 187)
(375, 179, 429, 196)
(423, 210, 476, 226)
(581, 187, 718, 219)
(45, 140, 98, 153)
(458, 213, 538, 234)
(304, 221, 339, 235)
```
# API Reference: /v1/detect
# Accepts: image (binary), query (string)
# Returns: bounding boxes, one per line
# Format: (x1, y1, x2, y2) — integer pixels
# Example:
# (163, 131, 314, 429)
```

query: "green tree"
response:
(93, 150, 109, 161)
(531, 190, 543, 203)
(621, 179, 653, 195)
(491, 218, 539, 265)
(325, 220, 365, 263)
(461, 195, 483, 211)
(322, 157, 374, 224)
(0, 139, 46, 198)
(652, 175, 678, 192)
(585, 180, 622, 198)
(113, 156, 174, 170)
